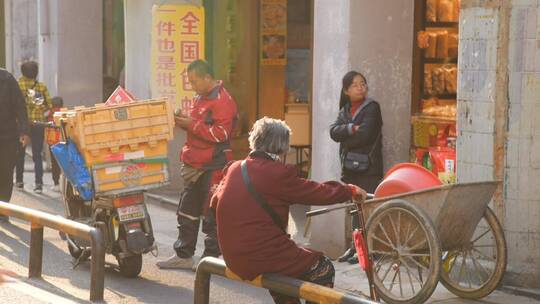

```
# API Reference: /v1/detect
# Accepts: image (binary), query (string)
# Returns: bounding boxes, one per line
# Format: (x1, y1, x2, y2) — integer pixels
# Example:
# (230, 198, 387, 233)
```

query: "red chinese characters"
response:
(179, 11, 201, 64)
(179, 12, 200, 35)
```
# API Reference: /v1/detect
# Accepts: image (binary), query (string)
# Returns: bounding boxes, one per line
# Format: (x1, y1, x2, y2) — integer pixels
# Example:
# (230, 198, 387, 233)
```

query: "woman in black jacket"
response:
(330, 71, 383, 263)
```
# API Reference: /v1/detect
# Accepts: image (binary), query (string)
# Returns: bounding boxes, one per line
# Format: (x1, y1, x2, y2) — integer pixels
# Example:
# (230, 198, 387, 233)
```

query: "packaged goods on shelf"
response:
(453, 0, 461, 22)
(412, 115, 456, 148)
(413, 147, 456, 184)
(421, 99, 457, 118)
(448, 33, 459, 58)
(417, 31, 430, 49)
(438, 0, 454, 22)
(432, 67, 446, 95)
(426, 32, 438, 58)
(426, 0, 438, 22)
(436, 30, 449, 58)
(424, 70, 434, 96)
(428, 146, 456, 184)
(444, 66, 458, 93)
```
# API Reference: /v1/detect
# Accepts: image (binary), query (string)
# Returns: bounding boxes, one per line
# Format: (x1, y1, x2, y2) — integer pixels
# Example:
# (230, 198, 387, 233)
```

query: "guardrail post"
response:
(194, 264, 211, 304)
(29, 223, 44, 278)
(89, 223, 106, 302)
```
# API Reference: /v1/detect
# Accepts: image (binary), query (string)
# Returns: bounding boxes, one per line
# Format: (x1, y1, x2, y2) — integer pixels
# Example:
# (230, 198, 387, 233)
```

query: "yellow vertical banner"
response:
(151, 5, 205, 114)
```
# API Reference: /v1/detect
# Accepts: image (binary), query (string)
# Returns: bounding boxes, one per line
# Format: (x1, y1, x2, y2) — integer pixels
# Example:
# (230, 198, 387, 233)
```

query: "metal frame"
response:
(0, 201, 105, 302)
(194, 257, 378, 304)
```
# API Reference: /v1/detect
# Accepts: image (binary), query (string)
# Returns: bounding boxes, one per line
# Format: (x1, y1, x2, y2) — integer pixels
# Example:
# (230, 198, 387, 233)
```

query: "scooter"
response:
(61, 177, 156, 277)
(40, 121, 157, 278)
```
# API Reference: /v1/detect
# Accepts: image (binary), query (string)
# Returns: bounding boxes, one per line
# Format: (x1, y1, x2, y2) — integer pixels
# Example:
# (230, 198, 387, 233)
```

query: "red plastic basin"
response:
(374, 163, 442, 198)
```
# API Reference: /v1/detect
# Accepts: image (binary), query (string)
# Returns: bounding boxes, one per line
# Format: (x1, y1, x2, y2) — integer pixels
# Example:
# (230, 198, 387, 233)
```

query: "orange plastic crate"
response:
(92, 159, 169, 195)
(53, 98, 174, 165)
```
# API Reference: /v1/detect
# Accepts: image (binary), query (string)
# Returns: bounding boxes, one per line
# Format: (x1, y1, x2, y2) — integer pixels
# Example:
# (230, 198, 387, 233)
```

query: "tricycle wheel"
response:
(440, 207, 507, 299)
(366, 199, 441, 304)
(117, 254, 143, 278)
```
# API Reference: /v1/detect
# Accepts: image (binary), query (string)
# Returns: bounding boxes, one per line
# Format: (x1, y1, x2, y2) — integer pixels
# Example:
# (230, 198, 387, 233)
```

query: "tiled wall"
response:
(504, 1, 540, 286)
(458, 1, 540, 287)
(457, 6, 499, 182)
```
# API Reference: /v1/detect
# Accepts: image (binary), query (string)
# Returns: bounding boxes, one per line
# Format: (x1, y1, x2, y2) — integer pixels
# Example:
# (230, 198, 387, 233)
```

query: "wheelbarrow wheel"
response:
(440, 207, 507, 299)
(366, 199, 441, 304)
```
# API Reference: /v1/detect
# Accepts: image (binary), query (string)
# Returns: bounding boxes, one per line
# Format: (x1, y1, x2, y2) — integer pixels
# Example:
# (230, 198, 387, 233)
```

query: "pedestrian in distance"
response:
(156, 59, 238, 270)
(0, 68, 29, 222)
(330, 71, 383, 264)
(211, 117, 367, 304)
(14, 60, 51, 194)
(46, 96, 64, 192)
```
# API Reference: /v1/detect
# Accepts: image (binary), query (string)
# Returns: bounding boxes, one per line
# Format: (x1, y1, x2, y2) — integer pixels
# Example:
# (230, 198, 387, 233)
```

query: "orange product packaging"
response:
(428, 147, 456, 184)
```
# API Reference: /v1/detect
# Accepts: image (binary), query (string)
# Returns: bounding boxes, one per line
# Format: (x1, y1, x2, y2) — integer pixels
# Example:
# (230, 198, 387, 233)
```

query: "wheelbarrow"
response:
(307, 164, 507, 304)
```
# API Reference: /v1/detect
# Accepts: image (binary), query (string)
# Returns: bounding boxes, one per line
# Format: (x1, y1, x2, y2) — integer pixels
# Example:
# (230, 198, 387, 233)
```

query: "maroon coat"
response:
(210, 152, 353, 280)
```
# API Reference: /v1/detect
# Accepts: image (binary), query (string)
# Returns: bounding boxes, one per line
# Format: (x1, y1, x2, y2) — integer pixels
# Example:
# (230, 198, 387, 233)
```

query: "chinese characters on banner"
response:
(150, 5, 205, 114)
(260, 0, 286, 66)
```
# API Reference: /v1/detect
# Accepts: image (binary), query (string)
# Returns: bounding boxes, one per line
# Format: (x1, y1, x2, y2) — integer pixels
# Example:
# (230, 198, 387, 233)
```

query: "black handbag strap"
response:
(367, 131, 381, 159)
(240, 160, 286, 233)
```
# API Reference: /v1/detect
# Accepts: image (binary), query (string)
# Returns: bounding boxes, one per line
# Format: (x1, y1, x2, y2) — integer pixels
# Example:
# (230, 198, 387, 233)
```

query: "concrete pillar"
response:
(349, 0, 414, 172)
(310, 0, 414, 257)
(38, 0, 102, 106)
(310, 0, 352, 257)
(124, 0, 153, 99)
(4, 0, 38, 76)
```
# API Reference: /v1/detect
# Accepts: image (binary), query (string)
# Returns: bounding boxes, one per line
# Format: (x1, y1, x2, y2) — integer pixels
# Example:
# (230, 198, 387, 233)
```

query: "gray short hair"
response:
(248, 117, 291, 155)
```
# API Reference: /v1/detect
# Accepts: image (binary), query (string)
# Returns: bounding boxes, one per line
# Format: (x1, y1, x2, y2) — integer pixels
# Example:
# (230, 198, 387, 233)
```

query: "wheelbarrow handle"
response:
(306, 193, 374, 217)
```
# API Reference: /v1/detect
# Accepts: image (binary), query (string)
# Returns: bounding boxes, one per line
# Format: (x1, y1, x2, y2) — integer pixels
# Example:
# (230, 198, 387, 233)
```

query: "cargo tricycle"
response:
(308, 164, 507, 304)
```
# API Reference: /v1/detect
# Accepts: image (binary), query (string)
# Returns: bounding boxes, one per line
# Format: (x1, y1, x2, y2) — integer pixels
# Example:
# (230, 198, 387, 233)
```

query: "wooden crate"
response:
(54, 98, 174, 161)
(92, 159, 169, 196)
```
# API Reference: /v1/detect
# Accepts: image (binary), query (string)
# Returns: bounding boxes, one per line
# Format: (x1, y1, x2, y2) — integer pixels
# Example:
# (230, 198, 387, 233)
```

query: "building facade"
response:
(312, 0, 540, 289)
(3, 0, 540, 289)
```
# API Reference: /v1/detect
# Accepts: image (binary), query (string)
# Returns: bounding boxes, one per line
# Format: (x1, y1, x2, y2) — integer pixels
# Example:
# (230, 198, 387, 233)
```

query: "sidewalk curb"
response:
(145, 193, 178, 208)
(501, 285, 540, 301)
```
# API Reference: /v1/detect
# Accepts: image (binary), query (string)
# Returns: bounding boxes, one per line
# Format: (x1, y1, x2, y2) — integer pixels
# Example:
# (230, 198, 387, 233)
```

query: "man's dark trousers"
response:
(174, 170, 220, 258)
(15, 124, 45, 185)
(0, 139, 19, 202)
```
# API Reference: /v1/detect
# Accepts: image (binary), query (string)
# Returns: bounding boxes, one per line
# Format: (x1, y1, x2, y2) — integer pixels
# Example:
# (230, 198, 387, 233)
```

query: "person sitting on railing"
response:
(210, 117, 367, 304)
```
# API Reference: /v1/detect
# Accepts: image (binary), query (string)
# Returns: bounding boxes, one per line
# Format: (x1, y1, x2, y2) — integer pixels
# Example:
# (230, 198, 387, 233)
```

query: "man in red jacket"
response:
(157, 60, 237, 269)
(211, 117, 366, 304)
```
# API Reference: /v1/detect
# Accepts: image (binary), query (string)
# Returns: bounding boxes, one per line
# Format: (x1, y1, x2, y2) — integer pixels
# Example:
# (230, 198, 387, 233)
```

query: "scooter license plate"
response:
(117, 204, 145, 222)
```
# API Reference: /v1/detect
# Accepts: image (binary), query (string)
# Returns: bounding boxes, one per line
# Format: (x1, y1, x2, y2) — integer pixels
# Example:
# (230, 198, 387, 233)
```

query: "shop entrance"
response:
(259, 0, 313, 176)
(207, 0, 314, 177)
(411, 0, 459, 184)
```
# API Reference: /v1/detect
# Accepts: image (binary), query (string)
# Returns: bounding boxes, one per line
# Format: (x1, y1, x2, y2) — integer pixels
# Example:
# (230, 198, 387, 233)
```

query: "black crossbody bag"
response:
(240, 160, 286, 234)
(342, 133, 380, 173)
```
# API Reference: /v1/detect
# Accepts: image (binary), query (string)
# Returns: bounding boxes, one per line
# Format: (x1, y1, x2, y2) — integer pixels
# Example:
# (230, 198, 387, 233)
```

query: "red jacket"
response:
(181, 81, 237, 170)
(210, 152, 353, 280)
